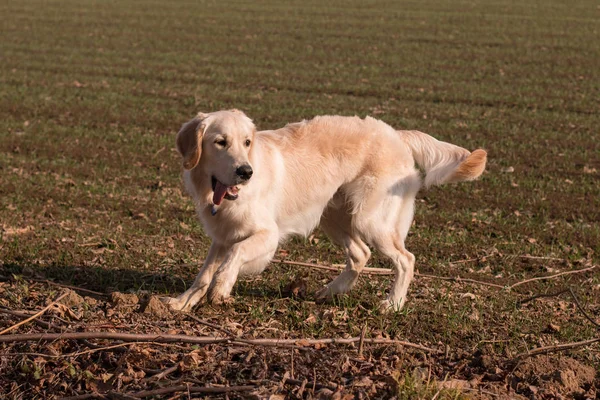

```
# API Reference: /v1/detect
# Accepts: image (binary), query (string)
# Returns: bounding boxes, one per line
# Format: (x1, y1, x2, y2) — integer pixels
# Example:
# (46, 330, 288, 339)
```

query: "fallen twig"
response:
(274, 259, 598, 292)
(417, 273, 505, 289)
(0, 292, 68, 335)
(7, 342, 138, 359)
(69, 342, 138, 358)
(233, 338, 307, 350)
(284, 377, 337, 391)
(273, 257, 480, 272)
(62, 384, 256, 400)
(449, 258, 480, 265)
(62, 394, 107, 400)
(0, 308, 64, 330)
(233, 336, 438, 353)
(10, 275, 106, 297)
(130, 384, 256, 397)
(358, 323, 368, 358)
(146, 363, 179, 381)
(271, 259, 392, 275)
(508, 265, 597, 289)
(0, 331, 438, 352)
(273, 258, 505, 288)
(186, 377, 338, 393)
(464, 387, 500, 398)
(33, 279, 106, 297)
(515, 337, 600, 359)
(0, 332, 230, 344)
(569, 288, 600, 329)
(183, 312, 236, 336)
(516, 288, 570, 306)
(518, 255, 565, 262)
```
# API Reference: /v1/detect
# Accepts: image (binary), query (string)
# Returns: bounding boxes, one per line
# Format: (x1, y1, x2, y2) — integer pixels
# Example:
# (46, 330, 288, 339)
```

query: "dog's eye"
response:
(245, 139, 251, 147)
(215, 139, 227, 147)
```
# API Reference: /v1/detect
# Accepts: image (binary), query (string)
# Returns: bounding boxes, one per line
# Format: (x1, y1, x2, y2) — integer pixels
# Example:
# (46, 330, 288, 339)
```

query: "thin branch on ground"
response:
(1, 275, 107, 297)
(30, 279, 107, 297)
(13, 308, 73, 326)
(464, 388, 500, 398)
(508, 265, 597, 289)
(273, 258, 507, 288)
(4, 306, 73, 327)
(417, 273, 505, 289)
(146, 363, 179, 381)
(0, 331, 438, 352)
(7, 342, 208, 359)
(273, 257, 479, 270)
(272, 260, 504, 289)
(274, 258, 598, 292)
(448, 258, 480, 265)
(358, 323, 368, 358)
(271, 258, 392, 275)
(62, 394, 107, 400)
(518, 255, 565, 262)
(69, 342, 138, 358)
(186, 377, 338, 392)
(515, 337, 600, 360)
(7, 342, 137, 359)
(62, 384, 256, 400)
(283, 377, 337, 391)
(233, 336, 439, 353)
(130, 384, 256, 397)
(182, 312, 236, 336)
(516, 288, 570, 306)
(0, 291, 68, 335)
(0, 332, 230, 345)
(569, 288, 600, 329)
(233, 339, 308, 350)
(0, 308, 64, 330)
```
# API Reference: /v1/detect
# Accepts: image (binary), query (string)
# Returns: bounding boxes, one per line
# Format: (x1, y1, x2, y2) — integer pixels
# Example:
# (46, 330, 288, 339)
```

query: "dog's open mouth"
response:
(211, 176, 239, 206)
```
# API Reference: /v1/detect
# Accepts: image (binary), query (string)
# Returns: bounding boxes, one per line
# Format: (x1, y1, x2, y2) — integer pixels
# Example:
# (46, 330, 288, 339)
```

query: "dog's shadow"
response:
(1, 262, 293, 303)
(0, 262, 190, 299)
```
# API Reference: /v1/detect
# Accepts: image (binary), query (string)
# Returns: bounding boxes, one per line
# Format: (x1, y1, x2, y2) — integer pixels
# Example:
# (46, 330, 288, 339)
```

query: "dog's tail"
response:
(400, 130, 487, 188)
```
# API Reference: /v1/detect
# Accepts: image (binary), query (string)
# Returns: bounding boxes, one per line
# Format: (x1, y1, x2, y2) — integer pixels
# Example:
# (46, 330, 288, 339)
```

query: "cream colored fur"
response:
(162, 110, 487, 312)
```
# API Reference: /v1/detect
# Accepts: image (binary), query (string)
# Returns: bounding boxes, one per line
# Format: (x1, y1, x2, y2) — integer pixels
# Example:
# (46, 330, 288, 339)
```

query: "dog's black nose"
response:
(235, 164, 253, 181)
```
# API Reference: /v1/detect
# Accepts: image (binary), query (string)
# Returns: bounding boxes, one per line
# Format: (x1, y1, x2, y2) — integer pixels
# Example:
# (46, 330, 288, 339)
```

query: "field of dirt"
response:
(1, 0, 598, 398)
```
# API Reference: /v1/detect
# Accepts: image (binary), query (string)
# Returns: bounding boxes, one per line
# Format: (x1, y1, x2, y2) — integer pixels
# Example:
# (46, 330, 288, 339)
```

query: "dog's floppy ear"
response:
(176, 112, 208, 170)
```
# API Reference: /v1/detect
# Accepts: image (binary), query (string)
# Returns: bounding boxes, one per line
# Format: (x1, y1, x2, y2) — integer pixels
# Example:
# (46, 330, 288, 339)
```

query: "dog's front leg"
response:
(161, 243, 226, 311)
(208, 230, 279, 304)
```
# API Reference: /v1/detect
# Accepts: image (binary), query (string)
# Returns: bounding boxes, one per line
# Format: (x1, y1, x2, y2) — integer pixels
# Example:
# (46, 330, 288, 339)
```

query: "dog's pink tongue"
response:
(213, 181, 228, 206)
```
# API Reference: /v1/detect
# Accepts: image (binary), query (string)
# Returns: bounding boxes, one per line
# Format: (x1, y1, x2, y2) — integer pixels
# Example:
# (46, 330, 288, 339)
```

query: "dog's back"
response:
(257, 115, 415, 236)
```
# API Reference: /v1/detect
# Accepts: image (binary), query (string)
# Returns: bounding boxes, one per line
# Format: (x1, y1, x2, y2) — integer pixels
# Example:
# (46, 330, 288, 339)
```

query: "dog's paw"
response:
(315, 286, 347, 305)
(159, 296, 193, 312)
(315, 286, 333, 302)
(315, 286, 333, 301)
(210, 295, 235, 306)
(379, 299, 404, 314)
(207, 288, 235, 306)
(378, 299, 393, 313)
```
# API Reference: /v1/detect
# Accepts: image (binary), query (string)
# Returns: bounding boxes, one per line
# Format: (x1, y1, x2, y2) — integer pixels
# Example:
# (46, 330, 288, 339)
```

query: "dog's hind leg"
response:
(371, 235, 415, 312)
(161, 242, 226, 311)
(315, 206, 371, 300)
(355, 174, 419, 312)
(366, 195, 417, 312)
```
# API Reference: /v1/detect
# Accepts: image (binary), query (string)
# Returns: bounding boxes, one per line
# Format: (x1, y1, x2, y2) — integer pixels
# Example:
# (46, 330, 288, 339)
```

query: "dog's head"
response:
(176, 109, 256, 205)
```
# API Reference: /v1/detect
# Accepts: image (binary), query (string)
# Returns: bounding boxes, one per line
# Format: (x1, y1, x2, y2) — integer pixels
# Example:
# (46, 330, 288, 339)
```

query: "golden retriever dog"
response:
(162, 109, 486, 312)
